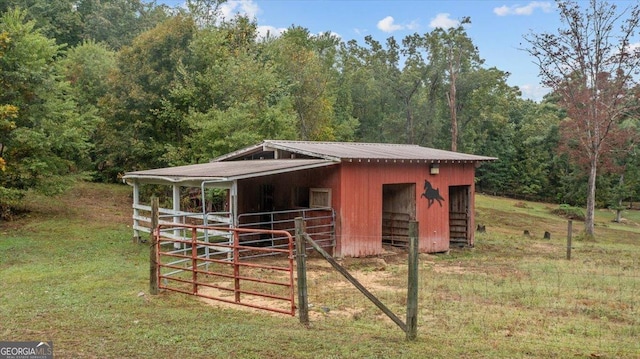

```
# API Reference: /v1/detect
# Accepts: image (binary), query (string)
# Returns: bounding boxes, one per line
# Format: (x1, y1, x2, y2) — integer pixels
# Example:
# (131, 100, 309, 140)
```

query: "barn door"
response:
(449, 186, 471, 247)
(382, 183, 416, 247)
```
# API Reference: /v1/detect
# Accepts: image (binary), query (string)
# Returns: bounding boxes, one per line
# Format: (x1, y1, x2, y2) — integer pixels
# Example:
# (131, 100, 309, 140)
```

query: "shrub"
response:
(551, 204, 585, 221)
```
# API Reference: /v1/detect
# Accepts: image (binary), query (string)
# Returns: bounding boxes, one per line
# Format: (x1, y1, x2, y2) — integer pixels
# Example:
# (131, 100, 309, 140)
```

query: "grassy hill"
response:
(1, 182, 638, 358)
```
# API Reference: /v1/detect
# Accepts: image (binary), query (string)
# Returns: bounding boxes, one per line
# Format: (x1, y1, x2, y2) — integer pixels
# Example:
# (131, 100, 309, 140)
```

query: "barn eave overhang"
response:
(122, 175, 230, 188)
(342, 158, 497, 163)
(122, 159, 339, 188)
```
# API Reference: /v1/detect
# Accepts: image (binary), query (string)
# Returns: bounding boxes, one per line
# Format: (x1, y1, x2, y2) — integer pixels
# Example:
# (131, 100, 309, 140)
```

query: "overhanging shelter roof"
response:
(124, 140, 496, 187)
(215, 140, 497, 163)
(123, 159, 338, 187)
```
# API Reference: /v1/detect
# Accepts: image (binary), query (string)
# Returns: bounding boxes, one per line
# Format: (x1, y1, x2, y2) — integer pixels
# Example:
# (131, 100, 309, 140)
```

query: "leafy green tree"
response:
(453, 67, 517, 153)
(0, 0, 168, 49)
(425, 17, 483, 151)
(0, 9, 91, 217)
(184, 0, 225, 27)
(474, 94, 564, 200)
(173, 16, 298, 161)
(510, 100, 563, 200)
(0, 0, 83, 47)
(61, 40, 116, 109)
(76, 0, 169, 49)
(360, 34, 429, 144)
(96, 15, 195, 180)
(268, 26, 344, 141)
(59, 40, 116, 177)
(338, 39, 395, 143)
(0, 30, 14, 175)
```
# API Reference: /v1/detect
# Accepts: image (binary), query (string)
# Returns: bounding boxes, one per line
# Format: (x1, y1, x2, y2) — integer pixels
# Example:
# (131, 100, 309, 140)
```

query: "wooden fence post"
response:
(566, 220, 572, 260)
(406, 221, 419, 340)
(295, 217, 309, 326)
(150, 196, 159, 295)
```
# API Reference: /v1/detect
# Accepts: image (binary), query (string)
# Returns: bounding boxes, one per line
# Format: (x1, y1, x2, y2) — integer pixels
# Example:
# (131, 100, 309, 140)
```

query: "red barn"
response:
(123, 140, 495, 257)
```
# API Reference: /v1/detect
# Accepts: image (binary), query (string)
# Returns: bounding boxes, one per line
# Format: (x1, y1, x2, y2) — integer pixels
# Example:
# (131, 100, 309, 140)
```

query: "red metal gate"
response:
(154, 224, 295, 316)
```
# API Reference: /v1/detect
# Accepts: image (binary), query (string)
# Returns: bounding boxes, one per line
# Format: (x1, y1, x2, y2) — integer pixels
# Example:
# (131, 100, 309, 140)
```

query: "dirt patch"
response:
(194, 254, 410, 320)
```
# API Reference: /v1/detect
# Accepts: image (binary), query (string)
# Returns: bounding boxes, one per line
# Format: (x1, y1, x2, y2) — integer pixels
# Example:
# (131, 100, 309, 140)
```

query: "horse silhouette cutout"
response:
(421, 180, 444, 208)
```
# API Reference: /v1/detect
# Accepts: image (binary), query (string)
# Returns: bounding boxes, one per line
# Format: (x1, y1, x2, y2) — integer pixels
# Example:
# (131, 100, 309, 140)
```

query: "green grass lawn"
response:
(1, 183, 639, 358)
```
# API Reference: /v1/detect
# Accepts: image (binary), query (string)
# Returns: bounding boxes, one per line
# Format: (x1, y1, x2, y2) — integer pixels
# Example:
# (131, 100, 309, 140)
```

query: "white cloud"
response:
(429, 13, 459, 29)
(256, 25, 286, 40)
(354, 28, 367, 35)
(406, 20, 420, 31)
(493, 5, 511, 16)
(220, 0, 260, 20)
(326, 31, 342, 40)
(519, 83, 550, 102)
(494, 1, 553, 16)
(377, 16, 404, 33)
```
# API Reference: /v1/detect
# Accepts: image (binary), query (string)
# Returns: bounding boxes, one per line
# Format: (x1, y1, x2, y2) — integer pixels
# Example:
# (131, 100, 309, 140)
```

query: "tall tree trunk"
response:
(448, 56, 458, 152)
(585, 156, 597, 237)
(448, 89, 457, 151)
(615, 173, 624, 223)
(405, 98, 414, 144)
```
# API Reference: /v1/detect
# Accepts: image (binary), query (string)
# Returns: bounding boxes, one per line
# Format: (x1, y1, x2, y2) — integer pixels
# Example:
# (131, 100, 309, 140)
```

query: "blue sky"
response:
(155, 1, 615, 102)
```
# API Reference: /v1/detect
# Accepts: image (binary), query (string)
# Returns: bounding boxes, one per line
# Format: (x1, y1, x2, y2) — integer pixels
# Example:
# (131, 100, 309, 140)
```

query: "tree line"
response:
(1, 0, 639, 234)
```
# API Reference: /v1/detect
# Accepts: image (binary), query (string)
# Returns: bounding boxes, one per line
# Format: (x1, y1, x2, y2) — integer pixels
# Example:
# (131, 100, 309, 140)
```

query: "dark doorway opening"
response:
(449, 185, 471, 247)
(382, 183, 416, 247)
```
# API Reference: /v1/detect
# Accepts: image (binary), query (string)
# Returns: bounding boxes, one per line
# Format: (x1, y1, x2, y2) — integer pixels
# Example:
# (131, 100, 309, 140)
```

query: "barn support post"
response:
(566, 220, 573, 260)
(406, 221, 419, 340)
(150, 196, 159, 295)
(172, 185, 182, 249)
(132, 182, 140, 243)
(230, 180, 238, 227)
(295, 217, 309, 326)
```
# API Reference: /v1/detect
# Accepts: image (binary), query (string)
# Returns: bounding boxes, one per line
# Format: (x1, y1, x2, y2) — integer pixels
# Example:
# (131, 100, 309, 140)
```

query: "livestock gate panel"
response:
(154, 224, 296, 316)
(237, 208, 336, 253)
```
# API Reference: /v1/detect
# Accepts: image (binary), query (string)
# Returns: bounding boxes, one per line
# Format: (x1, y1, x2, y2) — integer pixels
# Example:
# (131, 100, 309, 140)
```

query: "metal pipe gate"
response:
(154, 223, 296, 316)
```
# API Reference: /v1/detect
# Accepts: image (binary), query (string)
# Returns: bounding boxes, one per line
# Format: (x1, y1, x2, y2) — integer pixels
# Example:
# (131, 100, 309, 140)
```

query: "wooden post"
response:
(150, 196, 159, 295)
(406, 221, 419, 341)
(132, 182, 140, 243)
(295, 218, 309, 326)
(566, 220, 572, 260)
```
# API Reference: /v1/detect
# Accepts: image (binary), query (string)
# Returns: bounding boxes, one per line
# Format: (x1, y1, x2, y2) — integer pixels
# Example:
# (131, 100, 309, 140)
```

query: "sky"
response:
(155, 1, 632, 102)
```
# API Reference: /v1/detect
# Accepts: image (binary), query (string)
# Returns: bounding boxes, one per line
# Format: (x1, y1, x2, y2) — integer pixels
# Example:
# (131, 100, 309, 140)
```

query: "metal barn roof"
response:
(122, 159, 337, 186)
(215, 140, 497, 163)
(124, 140, 496, 186)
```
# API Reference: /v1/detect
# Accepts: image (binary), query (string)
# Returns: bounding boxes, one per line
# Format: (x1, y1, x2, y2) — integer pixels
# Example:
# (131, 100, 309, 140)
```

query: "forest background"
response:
(1, 0, 639, 226)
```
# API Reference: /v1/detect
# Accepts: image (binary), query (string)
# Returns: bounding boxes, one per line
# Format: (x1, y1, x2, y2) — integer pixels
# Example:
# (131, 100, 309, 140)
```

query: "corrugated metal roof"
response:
(124, 141, 495, 186)
(215, 140, 497, 162)
(123, 159, 337, 186)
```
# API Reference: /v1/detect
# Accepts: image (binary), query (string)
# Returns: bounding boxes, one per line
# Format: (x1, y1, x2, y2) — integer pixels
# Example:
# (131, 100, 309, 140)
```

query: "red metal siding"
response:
(235, 161, 477, 258)
(337, 161, 476, 257)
